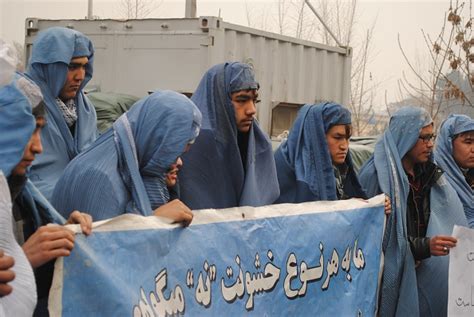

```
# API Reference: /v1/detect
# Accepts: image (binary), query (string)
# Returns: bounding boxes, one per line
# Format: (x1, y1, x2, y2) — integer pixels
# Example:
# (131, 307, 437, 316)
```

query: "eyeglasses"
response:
(418, 134, 436, 143)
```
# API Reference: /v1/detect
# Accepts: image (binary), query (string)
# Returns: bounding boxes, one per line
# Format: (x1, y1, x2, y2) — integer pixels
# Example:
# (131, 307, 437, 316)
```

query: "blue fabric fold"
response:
(434, 114, 474, 227)
(274, 102, 366, 203)
(359, 106, 467, 316)
(52, 90, 202, 221)
(179, 62, 279, 209)
(20, 180, 66, 227)
(26, 27, 97, 200)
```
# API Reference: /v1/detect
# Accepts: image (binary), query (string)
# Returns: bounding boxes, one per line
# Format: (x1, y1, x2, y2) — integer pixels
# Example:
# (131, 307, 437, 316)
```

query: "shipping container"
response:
(25, 16, 352, 136)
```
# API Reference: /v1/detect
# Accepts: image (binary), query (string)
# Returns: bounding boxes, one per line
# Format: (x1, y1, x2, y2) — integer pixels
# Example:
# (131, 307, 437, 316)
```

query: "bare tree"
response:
(245, 2, 272, 31)
(350, 28, 378, 135)
(277, 0, 291, 35)
(396, 0, 474, 128)
(245, 0, 379, 135)
(118, 0, 161, 19)
(311, 0, 358, 46)
(313, 0, 380, 136)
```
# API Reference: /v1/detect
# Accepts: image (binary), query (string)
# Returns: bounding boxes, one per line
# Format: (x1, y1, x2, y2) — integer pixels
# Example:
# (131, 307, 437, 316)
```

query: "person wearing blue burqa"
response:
(434, 114, 474, 227)
(4, 74, 93, 317)
(274, 102, 368, 203)
(26, 27, 97, 200)
(179, 62, 279, 209)
(358, 107, 468, 316)
(0, 56, 38, 316)
(52, 90, 202, 224)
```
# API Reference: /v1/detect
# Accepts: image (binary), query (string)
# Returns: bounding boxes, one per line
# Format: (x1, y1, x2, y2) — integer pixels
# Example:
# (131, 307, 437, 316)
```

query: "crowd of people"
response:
(0, 26, 473, 316)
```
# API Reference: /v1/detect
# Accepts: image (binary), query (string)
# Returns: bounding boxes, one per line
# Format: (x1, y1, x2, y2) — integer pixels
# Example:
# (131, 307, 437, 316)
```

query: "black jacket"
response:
(465, 168, 473, 189)
(406, 161, 443, 261)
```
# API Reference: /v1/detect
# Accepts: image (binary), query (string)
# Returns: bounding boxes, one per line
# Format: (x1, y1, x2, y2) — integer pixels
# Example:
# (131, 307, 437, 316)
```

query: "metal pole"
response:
(304, 0, 343, 47)
(185, 0, 197, 18)
(87, 0, 93, 19)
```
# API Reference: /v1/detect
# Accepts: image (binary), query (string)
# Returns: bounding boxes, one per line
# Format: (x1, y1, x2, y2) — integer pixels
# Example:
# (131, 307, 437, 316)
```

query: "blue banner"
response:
(49, 196, 385, 316)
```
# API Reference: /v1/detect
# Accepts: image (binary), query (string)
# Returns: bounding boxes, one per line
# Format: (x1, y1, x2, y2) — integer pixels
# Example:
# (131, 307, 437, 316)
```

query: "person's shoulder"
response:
(421, 161, 443, 186)
(76, 164, 115, 183)
(59, 158, 114, 189)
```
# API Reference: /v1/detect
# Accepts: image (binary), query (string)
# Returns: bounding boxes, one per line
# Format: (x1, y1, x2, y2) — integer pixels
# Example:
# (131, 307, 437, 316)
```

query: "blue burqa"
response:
(0, 70, 65, 316)
(26, 27, 97, 200)
(0, 75, 65, 225)
(434, 114, 474, 227)
(358, 107, 468, 316)
(179, 62, 279, 209)
(52, 90, 202, 221)
(0, 80, 35, 177)
(274, 103, 366, 203)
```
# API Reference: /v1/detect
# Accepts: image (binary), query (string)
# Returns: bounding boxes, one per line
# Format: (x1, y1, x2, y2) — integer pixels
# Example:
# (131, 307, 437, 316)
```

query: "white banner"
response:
(448, 225, 474, 315)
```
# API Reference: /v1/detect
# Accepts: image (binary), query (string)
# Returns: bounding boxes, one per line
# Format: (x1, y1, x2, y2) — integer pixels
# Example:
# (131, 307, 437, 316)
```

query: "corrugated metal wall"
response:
(25, 17, 351, 134)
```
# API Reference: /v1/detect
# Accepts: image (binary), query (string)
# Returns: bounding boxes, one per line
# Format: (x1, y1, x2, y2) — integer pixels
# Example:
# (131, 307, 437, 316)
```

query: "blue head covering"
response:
(274, 102, 366, 203)
(0, 80, 35, 177)
(52, 90, 202, 221)
(359, 107, 467, 315)
(434, 114, 474, 227)
(179, 62, 279, 209)
(0, 69, 65, 228)
(26, 27, 97, 200)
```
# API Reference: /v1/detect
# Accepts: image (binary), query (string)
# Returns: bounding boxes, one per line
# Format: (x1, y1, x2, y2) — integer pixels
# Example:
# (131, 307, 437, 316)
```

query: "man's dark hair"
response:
(327, 123, 353, 139)
(33, 100, 46, 118)
(453, 130, 474, 139)
(344, 124, 353, 139)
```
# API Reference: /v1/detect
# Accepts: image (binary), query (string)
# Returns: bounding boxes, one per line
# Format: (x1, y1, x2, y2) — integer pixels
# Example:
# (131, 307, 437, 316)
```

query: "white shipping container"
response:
(25, 17, 352, 136)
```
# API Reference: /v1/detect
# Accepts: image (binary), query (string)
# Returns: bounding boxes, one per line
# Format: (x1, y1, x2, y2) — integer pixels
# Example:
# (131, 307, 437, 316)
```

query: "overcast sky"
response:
(0, 0, 455, 107)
